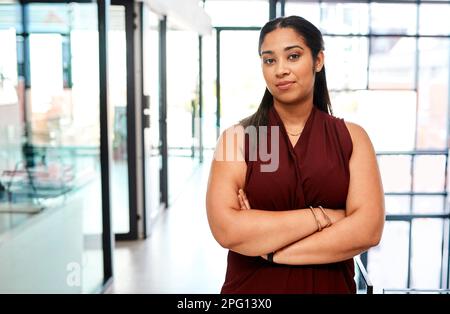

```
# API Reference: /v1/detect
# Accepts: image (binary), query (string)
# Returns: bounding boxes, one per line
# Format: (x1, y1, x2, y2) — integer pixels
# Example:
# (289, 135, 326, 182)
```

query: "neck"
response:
(273, 97, 314, 129)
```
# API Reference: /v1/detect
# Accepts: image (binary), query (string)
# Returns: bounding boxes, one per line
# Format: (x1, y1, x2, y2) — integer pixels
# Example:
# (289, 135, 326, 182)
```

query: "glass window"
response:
(419, 4, 450, 36)
(370, 3, 417, 35)
(143, 9, 162, 222)
(28, 3, 70, 33)
(377, 155, 412, 193)
(29, 34, 64, 117)
(410, 219, 444, 289)
(412, 195, 446, 215)
(285, 1, 320, 28)
(1, 2, 106, 294)
(320, 3, 369, 35)
(331, 90, 417, 151)
(385, 195, 411, 215)
(220, 30, 265, 132)
(0, 3, 21, 32)
(166, 22, 200, 204)
(324, 36, 368, 90)
(416, 38, 449, 150)
(204, 0, 269, 27)
(368, 221, 410, 290)
(59, 2, 104, 293)
(0, 28, 19, 106)
(202, 29, 218, 149)
(108, 5, 130, 235)
(0, 23, 21, 179)
(369, 37, 416, 90)
(413, 155, 446, 193)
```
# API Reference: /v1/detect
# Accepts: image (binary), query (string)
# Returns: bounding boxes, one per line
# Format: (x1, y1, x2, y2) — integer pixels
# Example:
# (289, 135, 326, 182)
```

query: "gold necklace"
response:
(286, 129, 303, 137)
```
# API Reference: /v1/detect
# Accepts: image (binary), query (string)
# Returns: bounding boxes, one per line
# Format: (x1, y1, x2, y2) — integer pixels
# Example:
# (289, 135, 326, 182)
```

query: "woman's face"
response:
(260, 27, 323, 106)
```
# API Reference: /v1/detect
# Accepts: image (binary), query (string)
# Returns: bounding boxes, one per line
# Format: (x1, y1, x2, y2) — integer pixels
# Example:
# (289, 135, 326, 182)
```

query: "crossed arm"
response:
(205, 123, 385, 265)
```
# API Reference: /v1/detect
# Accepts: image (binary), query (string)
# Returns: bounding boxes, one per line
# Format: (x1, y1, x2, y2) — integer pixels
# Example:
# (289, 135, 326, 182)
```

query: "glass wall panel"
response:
(416, 38, 449, 150)
(285, 1, 320, 27)
(320, 3, 369, 35)
(413, 155, 446, 193)
(0, 3, 22, 32)
(28, 3, 70, 33)
(324, 36, 368, 90)
(108, 5, 130, 235)
(419, 4, 450, 36)
(166, 21, 200, 205)
(369, 37, 416, 90)
(385, 195, 411, 216)
(331, 90, 417, 151)
(281, 0, 450, 293)
(370, 3, 417, 35)
(412, 195, 446, 215)
(204, 0, 269, 27)
(368, 221, 410, 290)
(202, 29, 217, 150)
(143, 8, 162, 226)
(220, 30, 264, 132)
(0, 2, 105, 293)
(411, 219, 444, 289)
(377, 155, 412, 193)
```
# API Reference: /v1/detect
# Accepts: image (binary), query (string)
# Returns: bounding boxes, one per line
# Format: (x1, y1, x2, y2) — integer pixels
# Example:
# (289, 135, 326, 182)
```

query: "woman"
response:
(206, 16, 385, 294)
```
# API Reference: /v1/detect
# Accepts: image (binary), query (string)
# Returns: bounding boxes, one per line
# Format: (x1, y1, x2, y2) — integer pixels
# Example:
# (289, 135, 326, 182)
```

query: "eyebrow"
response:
(260, 45, 304, 55)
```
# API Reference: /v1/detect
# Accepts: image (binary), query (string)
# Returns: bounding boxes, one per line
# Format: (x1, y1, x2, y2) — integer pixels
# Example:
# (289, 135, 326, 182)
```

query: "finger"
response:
(238, 195, 247, 210)
(241, 191, 251, 209)
(244, 198, 251, 210)
(238, 189, 250, 209)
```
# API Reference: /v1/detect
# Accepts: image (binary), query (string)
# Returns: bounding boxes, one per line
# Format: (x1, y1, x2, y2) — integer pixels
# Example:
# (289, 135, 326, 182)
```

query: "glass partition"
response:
(108, 4, 130, 235)
(219, 30, 264, 132)
(0, 1, 105, 293)
(284, 0, 450, 292)
(166, 21, 200, 205)
(143, 8, 163, 230)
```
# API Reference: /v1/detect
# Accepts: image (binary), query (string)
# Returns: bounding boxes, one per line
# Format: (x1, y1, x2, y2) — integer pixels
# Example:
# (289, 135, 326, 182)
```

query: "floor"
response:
(106, 152, 228, 293)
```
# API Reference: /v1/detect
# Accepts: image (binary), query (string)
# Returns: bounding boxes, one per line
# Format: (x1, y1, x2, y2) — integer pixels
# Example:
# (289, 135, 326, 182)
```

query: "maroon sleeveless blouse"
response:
(221, 105, 356, 294)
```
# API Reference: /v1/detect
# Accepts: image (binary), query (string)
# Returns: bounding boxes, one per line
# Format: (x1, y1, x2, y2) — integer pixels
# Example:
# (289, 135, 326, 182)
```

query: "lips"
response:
(276, 81, 295, 90)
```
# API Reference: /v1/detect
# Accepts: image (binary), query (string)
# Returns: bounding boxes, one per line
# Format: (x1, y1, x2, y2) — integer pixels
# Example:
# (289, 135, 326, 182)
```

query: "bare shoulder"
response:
(208, 124, 247, 210)
(344, 121, 374, 152)
(214, 124, 246, 162)
(343, 122, 384, 232)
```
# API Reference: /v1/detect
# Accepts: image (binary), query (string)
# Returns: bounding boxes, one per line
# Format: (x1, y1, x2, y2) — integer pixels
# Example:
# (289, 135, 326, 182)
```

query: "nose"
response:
(275, 60, 290, 78)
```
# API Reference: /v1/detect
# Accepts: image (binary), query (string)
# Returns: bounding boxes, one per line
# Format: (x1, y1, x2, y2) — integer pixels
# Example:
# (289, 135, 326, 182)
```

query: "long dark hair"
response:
(240, 16, 332, 128)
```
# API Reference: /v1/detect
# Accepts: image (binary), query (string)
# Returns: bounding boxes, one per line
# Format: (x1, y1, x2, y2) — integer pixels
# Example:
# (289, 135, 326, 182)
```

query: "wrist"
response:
(309, 206, 331, 231)
(318, 206, 332, 228)
(312, 207, 326, 229)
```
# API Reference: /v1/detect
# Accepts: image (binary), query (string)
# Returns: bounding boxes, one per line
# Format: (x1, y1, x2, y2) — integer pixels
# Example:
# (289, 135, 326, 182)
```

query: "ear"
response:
(315, 50, 324, 72)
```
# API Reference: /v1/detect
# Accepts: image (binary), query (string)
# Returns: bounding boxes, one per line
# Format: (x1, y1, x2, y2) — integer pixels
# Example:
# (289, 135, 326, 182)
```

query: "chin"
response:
(274, 93, 303, 105)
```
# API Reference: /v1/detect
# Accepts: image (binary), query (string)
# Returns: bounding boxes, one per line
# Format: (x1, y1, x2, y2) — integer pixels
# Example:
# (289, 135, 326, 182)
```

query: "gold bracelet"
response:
(318, 205, 332, 228)
(309, 206, 322, 232)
